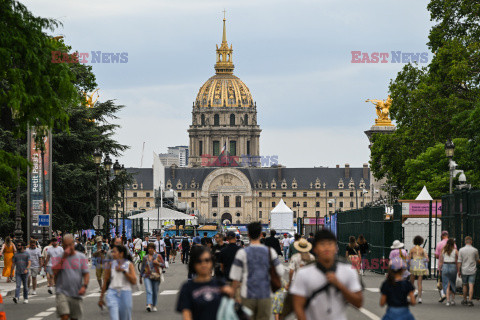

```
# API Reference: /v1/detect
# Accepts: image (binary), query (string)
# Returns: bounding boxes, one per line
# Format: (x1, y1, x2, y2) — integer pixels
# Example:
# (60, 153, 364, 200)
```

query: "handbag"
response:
(268, 248, 282, 292)
(146, 255, 162, 281)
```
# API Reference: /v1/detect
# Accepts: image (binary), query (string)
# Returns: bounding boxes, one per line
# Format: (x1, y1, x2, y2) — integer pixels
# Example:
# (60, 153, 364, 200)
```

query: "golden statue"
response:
(83, 88, 100, 108)
(366, 95, 393, 126)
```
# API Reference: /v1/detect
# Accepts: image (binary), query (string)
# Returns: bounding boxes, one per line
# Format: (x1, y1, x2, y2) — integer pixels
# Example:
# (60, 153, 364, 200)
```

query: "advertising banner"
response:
(402, 202, 442, 216)
(303, 218, 325, 225)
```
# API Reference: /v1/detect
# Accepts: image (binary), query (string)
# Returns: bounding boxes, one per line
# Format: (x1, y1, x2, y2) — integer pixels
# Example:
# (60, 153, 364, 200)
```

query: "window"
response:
(199, 141, 203, 155)
(213, 141, 220, 156)
(350, 202, 354, 207)
(235, 196, 241, 207)
(133, 184, 138, 189)
(329, 203, 333, 208)
(178, 192, 182, 197)
(236, 220, 241, 224)
(303, 211, 307, 217)
(328, 192, 333, 197)
(201, 114, 205, 126)
(361, 202, 364, 207)
(247, 140, 251, 155)
(293, 192, 297, 197)
(224, 196, 230, 207)
(212, 196, 218, 208)
(329, 210, 333, 214)
(133, 202, 137, 208)
(350, 192, 354, 197)
(294, 212, 297, 218)
(146, 202, 150, 207)
(339, 201, 344, 208)
(272, 201, 275, 207)
(230, 114, 235, 126)
(316, 201, 320, 207)
(259, 202, 262, 207)
(191, 192, 194, 197)
(316, 192, 320, 197)
(316, 211, 320, 215)
(236, 212, 241, 217)
(244, 114, 248, 125)
(214, 114, 220, 126)
(259, 192, 262, 197)
(191, 202, 195, 208)
(340, 192, 343, 197)
(272, 192, 276, 197)
(213, 212, 217, 217)
(303, 202, 307, 207)
(259, 211, 262, 218)
(282, 192, 286, 197)
(293, 202, 297, 207)
(146, 192, 150, 197)
(229, 141, 236, 156)
(133, 192, 137, 197)
(303, 192, 307, 197)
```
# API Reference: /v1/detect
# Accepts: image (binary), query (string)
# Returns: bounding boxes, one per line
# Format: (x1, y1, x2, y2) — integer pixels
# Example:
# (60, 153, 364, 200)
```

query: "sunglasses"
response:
(197, 258, 212, 264)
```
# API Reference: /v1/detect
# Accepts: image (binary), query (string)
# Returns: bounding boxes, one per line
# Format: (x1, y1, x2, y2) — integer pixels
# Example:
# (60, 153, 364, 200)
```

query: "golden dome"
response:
(195, 17, 254, 108)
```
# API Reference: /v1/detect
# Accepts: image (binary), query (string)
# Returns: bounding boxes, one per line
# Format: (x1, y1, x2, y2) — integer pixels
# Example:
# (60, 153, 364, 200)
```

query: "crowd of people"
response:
(0, 226, 479, 320)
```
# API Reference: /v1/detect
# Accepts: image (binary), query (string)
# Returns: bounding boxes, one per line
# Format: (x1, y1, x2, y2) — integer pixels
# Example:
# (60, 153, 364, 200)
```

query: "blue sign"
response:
(38, 215, 50, 227)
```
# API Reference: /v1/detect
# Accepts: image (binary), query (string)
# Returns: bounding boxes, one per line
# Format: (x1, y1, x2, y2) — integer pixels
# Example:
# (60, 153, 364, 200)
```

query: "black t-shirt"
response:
(358, 242, 369, 255)
(380, 279, 414, 307)
(182, 239, 190, 250)
(165, 238, 172, 248)
(201, 237, 213, 247)
(176, 279, 225, 320)
(346, 245, 359, 256)
(219, 243, 240, 281)
(212, 243, 227, 278)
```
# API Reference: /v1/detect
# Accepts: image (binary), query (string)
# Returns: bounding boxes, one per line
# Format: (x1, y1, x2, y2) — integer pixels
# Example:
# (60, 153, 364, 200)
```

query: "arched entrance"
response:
(221, 212, 232, 224)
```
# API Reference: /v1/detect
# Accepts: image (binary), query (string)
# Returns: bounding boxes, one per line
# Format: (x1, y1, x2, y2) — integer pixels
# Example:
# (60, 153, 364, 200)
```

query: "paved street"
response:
(3, 260, 480, 320)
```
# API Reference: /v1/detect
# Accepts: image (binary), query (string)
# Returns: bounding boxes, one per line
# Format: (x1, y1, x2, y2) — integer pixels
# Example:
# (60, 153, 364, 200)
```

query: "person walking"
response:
(281, 234, 290, 262)
(200, 232, 213, 248)
(170, 236, 178, 263)
(288, 234, 301, 261)
(435, 231, 456, 302)
(181, 236, 191, 264)
(457, 236, 480, 306)
(0, 236, 16, 282)
(380, 257, 416, 320)
(45, 237, 64, 294)
(408, 236, 428, 303)
(99, 245, 137, 320)
(230, 222, 284, 320)
(212, 233, 226, 279)
(12, 242, 31, 304)
(164, 235, 172, 262)
(287, 238, 315, 290)
(357, 235, 370, 275)
(53, 234, 90, 320)
(265, 230, 282, 257)
(439, 238, 458, 306)
(219, 231, 240, 283)
(346, 236, 362, 274)
(389, 240, 410, 280)
(176, 246, 234, 320)
(154, 235, 166, 262)
(290, 230, 363, 320)
(140, 242, 165, 312)
(92, 237, 108, 289)
(26, 240, 43, 295)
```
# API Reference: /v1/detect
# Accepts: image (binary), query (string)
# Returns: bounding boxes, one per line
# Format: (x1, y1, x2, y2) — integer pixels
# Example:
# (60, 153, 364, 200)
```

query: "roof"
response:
(128, 207, 197, 221)
(415, 186, 433, 201)
(164, 166, 370, 190)
(271, 199, 293, 213)
(125, 167, 153, 190)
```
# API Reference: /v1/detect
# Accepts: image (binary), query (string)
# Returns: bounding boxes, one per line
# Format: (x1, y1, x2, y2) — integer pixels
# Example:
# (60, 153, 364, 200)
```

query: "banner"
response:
(303, 218, 325, 225)
(402, 202, 442, 216)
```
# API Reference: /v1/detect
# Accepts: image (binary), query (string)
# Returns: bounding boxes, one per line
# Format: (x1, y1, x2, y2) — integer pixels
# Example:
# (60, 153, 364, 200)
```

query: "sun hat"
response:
(293, 238, 312, 253)
(390, 240, 404, 249)
(95, 236, 103, 243)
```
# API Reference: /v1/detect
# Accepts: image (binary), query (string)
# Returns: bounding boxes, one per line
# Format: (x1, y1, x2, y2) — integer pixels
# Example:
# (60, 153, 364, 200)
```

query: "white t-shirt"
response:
(281, 238, 290, 248)
(142, 240, 149, 249)
(46, 246, 64, 267)
(289, 253, 315, 282)
(133, 239, 142, 250)
(290, 262, 362, 320)
(155, 240, 165, 253)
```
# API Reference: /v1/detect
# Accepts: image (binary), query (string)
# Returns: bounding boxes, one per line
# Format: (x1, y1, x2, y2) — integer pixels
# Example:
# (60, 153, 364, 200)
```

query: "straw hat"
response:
(390, 240, 404, 249)
(293, 238, 312, 253)
(95, 236, 103, 243)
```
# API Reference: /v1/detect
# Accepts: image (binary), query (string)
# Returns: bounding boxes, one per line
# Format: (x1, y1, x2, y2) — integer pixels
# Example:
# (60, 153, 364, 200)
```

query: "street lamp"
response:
(445, 139, 456, 193)
(93, 150, 102, 235)
(121, 165, 126, 242)
(445, 139, 455, 158)
(104, 154, 112, 236)
(296, 201, 300, 219)
(113, 160, 122, 237)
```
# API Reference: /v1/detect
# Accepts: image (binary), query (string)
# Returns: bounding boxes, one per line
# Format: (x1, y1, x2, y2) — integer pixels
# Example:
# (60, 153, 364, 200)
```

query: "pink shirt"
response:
(435, 239, 457, 258)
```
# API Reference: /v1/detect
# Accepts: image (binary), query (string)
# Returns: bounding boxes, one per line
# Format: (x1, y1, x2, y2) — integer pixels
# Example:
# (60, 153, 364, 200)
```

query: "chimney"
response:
(345, 164, 350, 178)
(277, 166, 282, 181)
(171, 165, 176, 180)
(336, 164, 340, 168)
(363, 163, 368, 180)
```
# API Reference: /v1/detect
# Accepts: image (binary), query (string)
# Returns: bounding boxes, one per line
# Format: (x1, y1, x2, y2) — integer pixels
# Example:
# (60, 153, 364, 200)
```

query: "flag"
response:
(220, 142, 227, 155)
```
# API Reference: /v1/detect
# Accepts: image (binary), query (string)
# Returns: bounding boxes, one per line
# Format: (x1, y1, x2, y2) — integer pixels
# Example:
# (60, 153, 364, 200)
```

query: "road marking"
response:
(359, 307, 381, 320)
(35, 311, 54, 317)
(160, 290, 179, 295)
(47, 307, 56, 311)
(86, 292, 101, 297)
(365, 288, 380, 293)
(132, 291, 144, 296)
(26, 318, 43, 320)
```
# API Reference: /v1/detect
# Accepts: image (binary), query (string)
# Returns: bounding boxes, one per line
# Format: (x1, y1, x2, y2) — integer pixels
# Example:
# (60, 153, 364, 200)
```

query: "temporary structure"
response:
(270, 199, 294, 234)
(415, 186, 433, 201)
(128, 207, 197, 223)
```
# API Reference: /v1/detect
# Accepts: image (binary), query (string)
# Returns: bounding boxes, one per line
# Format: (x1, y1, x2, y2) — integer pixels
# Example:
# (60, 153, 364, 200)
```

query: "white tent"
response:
(415, 186, 433, 201)
(128, 207, 197, 223)
(270, 199, 294, 233)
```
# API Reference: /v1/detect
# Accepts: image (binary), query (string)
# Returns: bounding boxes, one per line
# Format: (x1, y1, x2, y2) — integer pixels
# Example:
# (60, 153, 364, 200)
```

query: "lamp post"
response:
(445, 139, 455, 194)
(113, 160, 122, 237)
(104, 154, 112, 236)
(93, 150, 103, 235)
(121, 165, 126, 242)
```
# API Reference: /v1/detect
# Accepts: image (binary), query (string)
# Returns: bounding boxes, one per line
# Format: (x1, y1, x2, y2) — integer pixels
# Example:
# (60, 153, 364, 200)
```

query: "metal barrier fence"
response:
(442, 190, 480, 299)
(336, 204, 402, 273)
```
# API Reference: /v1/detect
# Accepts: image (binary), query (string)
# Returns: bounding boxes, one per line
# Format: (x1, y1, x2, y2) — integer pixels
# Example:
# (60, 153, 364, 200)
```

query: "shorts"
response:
(30, 268, 40, 277)
(96, 267, 103, 280)
(56, 293, 83, 319)
(46, 266, 53, 275)
(462, 274, 476, 285)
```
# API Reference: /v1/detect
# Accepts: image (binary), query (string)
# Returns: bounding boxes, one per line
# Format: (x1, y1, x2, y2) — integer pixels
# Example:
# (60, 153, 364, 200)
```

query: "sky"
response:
(22, 0, 433, 169)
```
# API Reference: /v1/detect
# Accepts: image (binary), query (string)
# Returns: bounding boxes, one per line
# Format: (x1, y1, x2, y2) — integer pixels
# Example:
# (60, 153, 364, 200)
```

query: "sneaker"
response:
(48, 287, 53, 294)
(446, 302, 451, 306)
(439, 294, 446, 303)
(418, 298, 422, 304)
(468, 301, 474, 307)
(414, 290, 418, 298)
(31, 290, 37, 295)
(152, 307, 158, 312)
(23, 299, 28, 304)
(450, 300, 455, 306)
(146, 305, 151, 312)
(462, 299, 468, 306)
(13, 297, 18, 304)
